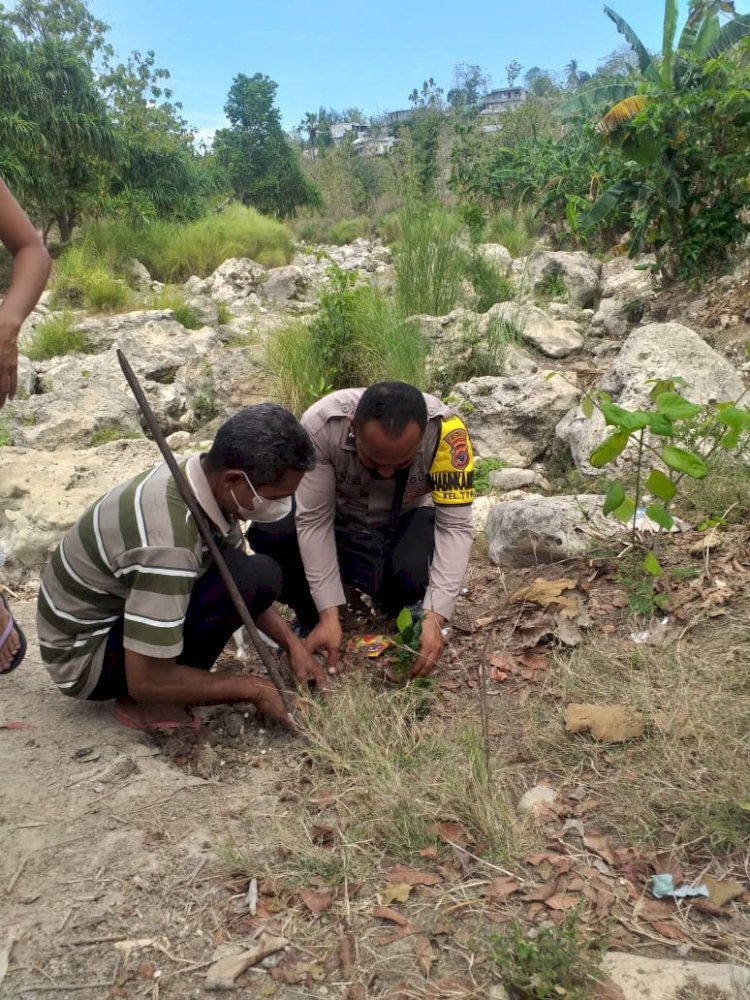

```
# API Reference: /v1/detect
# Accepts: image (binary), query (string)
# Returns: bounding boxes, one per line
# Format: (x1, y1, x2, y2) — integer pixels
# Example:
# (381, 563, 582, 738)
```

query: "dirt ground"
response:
(2, 535, 749, 999)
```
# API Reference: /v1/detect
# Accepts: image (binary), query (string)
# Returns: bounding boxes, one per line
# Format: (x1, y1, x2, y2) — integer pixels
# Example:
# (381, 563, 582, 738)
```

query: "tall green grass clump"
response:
(394, 200, 463, 317)
(461, 250, 514, 313)
(149, 286, 203, 329)
(51, 244, 132, 313)
(137, 204, 293, 282)
(486, 208, 541, 258)
(430, 314, 522, 396)
(24, 313, 94, 361)
(269, 265, 426, 414)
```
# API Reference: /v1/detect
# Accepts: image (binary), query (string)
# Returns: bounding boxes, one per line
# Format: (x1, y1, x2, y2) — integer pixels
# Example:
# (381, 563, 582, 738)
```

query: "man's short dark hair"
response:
(206, 404, 315, 485)
(353, 382, 428, 437)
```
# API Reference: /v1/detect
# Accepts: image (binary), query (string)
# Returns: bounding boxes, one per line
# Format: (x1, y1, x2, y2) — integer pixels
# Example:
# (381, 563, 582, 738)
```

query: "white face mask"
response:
(231, 471, 293, 523)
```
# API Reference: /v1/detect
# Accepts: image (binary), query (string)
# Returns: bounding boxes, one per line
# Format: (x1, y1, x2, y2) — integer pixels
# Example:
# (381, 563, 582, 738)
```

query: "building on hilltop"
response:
(352, 134, 397, 157)
(330, 121, 371, 144)
(480, 87, 528, 116)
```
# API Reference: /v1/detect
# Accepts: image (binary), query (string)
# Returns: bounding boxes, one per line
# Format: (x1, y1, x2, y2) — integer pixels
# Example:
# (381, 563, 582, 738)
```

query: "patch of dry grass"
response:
(506, 613, 750, 857)
(222, 677, 529, 889)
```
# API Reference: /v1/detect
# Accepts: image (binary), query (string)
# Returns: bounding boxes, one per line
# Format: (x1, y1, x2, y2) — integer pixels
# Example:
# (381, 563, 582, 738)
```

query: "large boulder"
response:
(477, 243, 513, 275)
(485, 302, 585, 358)
(487, 495, 627, 566)
(557, 322, 746, 475)
(201, 257, 267, 308)
(524, 250, 602, 308)
(0, 440, 160, 574)
(451, 371, 580, 466)
(72, 310, 177, 352)
(259, 265, 314, 306)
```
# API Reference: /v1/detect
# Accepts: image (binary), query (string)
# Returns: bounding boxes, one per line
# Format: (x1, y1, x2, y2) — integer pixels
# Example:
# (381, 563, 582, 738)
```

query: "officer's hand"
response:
(288, 643, 330, 693)
(411, 612, 445, 679)
(304, 608, 343, 675)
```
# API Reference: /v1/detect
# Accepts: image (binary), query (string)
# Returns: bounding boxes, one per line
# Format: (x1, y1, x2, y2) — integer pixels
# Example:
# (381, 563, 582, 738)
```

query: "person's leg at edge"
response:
(373, 507, 436, 619)
(89, 550, 282, 728)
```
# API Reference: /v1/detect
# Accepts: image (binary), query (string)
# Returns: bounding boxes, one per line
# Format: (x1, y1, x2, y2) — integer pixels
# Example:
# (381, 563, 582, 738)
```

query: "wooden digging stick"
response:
(116, 349, 296, 721)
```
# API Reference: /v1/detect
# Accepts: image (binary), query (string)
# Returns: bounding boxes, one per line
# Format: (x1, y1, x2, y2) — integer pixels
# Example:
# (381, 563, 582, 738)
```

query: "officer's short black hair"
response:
(353, 381, 428, 438)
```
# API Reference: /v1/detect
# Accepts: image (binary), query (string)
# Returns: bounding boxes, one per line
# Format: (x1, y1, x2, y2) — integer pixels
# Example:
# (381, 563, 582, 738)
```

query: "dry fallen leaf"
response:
(545, 893, 580, 911)
(420, 846, 439, 860)
(205, 933, 288, 990)
(565, 703, 645, 742)
(434, 821, 471, 846)
(386, 865, 441, 887)
(593, 978, 627, 1000)
(483, 877, 522, 901)
(372, 905, 409, 926)
(300, 889, 333, 914)
(415, 935, 435, 977)
(650, 921, 690, 942)
(702, 876, 745, 908)
(382, 883, 412, 905)
(510, 577, 578, 609)
(583, 833, 618, 867)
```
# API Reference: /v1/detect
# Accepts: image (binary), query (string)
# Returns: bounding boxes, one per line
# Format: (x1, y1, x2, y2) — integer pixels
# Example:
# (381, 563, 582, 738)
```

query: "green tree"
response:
(101, 49, 220, 221)
(447, 63, 490, 113)
(214, 72, 320, 217)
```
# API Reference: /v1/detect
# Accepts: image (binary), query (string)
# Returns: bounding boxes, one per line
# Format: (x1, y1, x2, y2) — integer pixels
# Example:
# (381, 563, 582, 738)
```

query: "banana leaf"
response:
(579, 179, 635, 229)
(561, 83, 638, 117)
(604, 5, 653, 74)
(596, 95, 649, 134)
(661, 0, 679, 85)
(706, 13, 750, 59)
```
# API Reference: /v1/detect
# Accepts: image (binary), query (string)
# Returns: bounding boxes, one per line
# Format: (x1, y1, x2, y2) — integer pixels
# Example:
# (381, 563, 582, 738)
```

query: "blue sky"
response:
(92, 1, 676, 141)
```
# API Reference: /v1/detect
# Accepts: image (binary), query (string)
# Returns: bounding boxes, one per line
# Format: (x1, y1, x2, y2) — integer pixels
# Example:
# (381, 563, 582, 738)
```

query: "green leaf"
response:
(648, 413, 675, 437)
(646, 503, 674, 531)
(661, 0, 678, 85)
(705, 12, 750, 60)
(582, 395, 594, 418)
(612, 496, 636, 524)
(604, 5, 654, 75)
(579, 179, 635, 229)
(603, 481, 626, 515)
(648, 378, 675, 401)
(646, 469, 676, 502)
(654, 392, 702, 420)
(600, 402, 650, 431)
(716, 405, 750, 431)
(396, 607, 413, 633)
(561, 83, 638, 118)
(661, 445, 709, 479)
(590, 431, 630, 468)
(643, 550, 662, 576)
(721, 429, 740, 450)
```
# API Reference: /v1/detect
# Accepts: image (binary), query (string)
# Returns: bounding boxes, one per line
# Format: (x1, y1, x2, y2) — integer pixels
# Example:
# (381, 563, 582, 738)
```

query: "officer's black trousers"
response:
(247, 502, 436, 630)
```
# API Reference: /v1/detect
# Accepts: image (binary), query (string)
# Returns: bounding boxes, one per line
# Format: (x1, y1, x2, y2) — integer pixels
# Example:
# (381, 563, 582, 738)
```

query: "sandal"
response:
(0, 592, 27, 675)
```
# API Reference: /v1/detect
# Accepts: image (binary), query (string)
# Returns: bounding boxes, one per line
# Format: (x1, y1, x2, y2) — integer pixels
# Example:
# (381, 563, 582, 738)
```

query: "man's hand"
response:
(249, 676, 295, 729)
(288, 642, 330, 692)
(411, 612, 445, 678)
(304, 607, 343, 675)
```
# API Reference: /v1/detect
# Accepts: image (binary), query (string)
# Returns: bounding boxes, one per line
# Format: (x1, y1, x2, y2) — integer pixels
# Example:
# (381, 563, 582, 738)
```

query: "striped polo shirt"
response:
(37, 455, 243, 700)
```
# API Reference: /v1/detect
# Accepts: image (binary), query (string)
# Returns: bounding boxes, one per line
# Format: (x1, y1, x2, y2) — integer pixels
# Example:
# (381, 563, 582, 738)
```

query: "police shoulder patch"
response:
(428, 415, 475, 505)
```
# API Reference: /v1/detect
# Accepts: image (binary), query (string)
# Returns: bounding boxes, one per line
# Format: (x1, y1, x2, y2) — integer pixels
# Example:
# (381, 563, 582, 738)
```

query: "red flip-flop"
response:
(112, 704, 201, 732)
(0, 592, 27, 675)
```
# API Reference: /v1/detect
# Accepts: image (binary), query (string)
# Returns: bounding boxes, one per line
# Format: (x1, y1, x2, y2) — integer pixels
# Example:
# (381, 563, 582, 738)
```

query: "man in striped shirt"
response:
(37, 404, 325, 730)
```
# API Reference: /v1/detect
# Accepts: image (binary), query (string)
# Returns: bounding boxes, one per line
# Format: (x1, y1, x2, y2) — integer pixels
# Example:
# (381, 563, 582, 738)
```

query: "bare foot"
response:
(0, 599, 21, 673)
(113, 699, 200, 731)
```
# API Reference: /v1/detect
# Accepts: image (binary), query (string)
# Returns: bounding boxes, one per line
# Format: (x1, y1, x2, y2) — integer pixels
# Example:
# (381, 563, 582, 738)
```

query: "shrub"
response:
(486, 208, 540, 257)
(90, 425, 142, 446)
(0, 420, 12, 447)
(394, 200, 463, 316)
(24, 313, 94, 361)
(462, 250, 514, 313)
(327, 216, 371, 245)
(216, 302, 233, 326)
(50, 244, 96, 307)
(377, 212, 401, 245)
(83, 273, 132, 313)
(431, 314, 522, 396)
(136, 204, 293, 282)
(535, 272, 569, 303)
(268, 264, 426, 414)
(150, 287, 203, 330)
